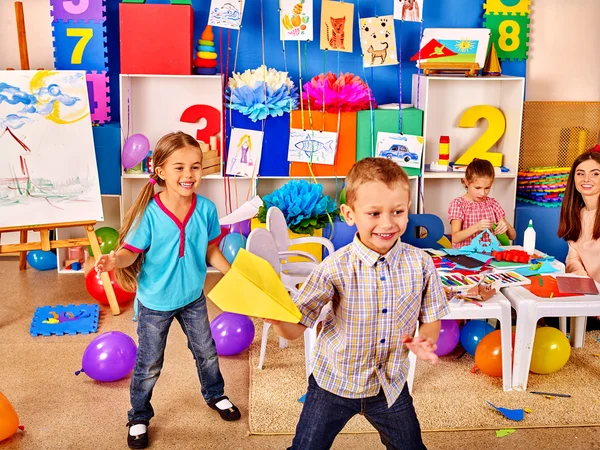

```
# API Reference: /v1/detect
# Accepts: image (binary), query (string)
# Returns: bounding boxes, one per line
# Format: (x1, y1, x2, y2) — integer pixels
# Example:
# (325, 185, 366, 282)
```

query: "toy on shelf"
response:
(483, 42, 501, 76)
(429, 136, 450, 172)
(194, 25, 218, 75)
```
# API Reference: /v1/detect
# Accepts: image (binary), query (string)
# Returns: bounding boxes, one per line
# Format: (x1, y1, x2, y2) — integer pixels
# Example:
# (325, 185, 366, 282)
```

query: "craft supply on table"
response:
(556, 276, 600, 295)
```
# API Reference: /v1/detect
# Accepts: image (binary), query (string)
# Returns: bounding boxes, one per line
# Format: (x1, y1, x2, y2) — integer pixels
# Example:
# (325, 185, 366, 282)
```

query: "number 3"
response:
(62, 0, 90, 15)
(454, 105, 506, 167)
(66, 28, 93, 64)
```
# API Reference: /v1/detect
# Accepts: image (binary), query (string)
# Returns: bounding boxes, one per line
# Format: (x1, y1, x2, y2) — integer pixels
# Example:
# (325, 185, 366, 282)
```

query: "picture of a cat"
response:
(367, 42, 389, 65)
(325, 16, 345, 50)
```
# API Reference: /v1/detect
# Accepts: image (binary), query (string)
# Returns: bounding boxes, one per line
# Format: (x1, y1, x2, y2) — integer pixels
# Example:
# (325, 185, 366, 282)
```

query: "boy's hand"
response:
(402, 335, 439, 365)
(494, 219, 508, 235)
(264, 319, 281, 325)
(95, 251, 116, 273)
(477, 219, 493, 231)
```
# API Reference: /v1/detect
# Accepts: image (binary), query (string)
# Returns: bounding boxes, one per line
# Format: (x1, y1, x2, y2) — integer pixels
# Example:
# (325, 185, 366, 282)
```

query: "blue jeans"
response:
(289, 375, 426, 450)
(128, 294, 225, 423)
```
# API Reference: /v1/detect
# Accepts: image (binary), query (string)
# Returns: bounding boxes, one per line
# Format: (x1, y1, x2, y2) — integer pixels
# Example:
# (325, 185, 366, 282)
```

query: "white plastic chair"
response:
(266, 206, 335, 278)
(246, 228, 330, 379)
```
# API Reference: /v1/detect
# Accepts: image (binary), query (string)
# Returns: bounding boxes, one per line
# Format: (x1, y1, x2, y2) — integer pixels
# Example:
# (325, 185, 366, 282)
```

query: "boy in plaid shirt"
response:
(267, 158, 449, 450)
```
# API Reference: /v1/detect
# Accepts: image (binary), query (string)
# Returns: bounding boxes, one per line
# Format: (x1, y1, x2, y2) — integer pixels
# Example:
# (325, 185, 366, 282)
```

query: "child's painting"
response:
(394, 0, 423, 22)
(288, 129, 338, 165)
(320, 1, 354, 53)
(226, 128, 264, 177)
(0, 70, 103, 229)
(280, 0, 313, 41)
(376, 132, 424, 170)
(410, 28, 491, 68)
(359, 16, 398, 68)
(208, 0, 245, 30)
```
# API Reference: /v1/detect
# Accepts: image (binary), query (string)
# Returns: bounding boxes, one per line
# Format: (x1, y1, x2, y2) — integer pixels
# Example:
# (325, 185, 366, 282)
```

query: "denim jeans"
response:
(289, 375, 426, 450)
(128, 294, 225, 423)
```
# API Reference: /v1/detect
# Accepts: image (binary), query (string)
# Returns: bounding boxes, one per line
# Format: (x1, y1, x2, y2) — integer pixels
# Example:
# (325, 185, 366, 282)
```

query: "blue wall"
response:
(105, 0, 526, 121)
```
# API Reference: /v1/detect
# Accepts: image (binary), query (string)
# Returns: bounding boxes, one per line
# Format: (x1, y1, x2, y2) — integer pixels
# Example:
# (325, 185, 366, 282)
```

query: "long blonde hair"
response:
(115, 131, 202, 292)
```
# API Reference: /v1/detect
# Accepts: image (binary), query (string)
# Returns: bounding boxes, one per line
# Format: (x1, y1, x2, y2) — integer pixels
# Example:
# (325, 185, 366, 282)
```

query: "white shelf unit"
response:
(55, 194, 122, 274)
(411, 75, 525, 233)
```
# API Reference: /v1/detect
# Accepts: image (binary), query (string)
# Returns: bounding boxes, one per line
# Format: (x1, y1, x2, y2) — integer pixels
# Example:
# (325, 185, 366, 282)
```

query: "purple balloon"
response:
(229, 219, 251, 237)
(210, 313, 255, 356)
(434, 320, 460, 356)
(80, 331, 137, 382)
(122, 133, 150, 169)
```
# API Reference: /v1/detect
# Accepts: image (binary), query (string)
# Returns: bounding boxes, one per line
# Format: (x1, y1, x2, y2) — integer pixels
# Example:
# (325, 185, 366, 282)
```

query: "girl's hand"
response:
(95, 251, 116, 273)
(402, 335, 439, 364)
(494, 220, 508, 235)
(477, 219, 493, 231)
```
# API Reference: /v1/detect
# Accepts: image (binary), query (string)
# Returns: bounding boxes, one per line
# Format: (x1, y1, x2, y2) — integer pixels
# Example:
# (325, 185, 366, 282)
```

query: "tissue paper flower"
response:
(226, 65, 298, 121)
(257, 180, 338, 236)
(302, 72, 376, 113)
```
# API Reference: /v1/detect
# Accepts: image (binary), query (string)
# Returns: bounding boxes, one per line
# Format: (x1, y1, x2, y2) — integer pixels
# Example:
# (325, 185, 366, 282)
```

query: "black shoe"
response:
(126, 420, 149, 449)
(207, 395, 241, 421)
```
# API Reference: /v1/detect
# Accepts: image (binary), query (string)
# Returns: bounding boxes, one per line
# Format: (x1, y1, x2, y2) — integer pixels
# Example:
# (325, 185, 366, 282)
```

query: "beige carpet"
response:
(249, 327, 600, 435)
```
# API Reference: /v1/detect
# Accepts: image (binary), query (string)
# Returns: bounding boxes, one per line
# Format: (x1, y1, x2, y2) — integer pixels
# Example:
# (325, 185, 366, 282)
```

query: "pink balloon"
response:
(122, 134, 150, 169)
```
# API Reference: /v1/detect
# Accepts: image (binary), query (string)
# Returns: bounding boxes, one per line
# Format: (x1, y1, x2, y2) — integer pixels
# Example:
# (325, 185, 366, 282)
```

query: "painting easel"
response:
(0, 222, 120, 315)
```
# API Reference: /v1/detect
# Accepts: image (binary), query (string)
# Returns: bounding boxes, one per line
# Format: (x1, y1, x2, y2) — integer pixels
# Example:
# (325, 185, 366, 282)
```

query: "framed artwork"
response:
(208, 0, 245, 30)
(393, 0, 423, 22)
(288, 129, 338, 165)
(280, 0, 313, 41)
(320, 0, 354, 53)
(360, 16, 398, 67)
(410, 28, 491, 68)
(226, 128, 264, 177)
(376, 132, 424, 171)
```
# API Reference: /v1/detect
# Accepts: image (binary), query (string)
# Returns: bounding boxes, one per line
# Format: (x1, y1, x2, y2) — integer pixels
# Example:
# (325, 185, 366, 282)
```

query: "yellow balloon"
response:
(530, 327, 571, 375)
(0, 392, 19, 442)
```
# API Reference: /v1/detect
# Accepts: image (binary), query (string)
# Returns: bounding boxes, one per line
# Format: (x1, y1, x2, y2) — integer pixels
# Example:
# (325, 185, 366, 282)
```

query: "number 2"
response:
(66, 28, 93, 64)
(454, 105, 506, 167)
(62, 0, 89, 14)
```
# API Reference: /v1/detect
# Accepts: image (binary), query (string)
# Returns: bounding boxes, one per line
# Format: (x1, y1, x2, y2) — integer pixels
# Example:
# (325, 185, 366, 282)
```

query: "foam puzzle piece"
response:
(356, 108, 424, 176)
(93, 122, 121, 195)
(119, 3, 193, 75)
(86, 71, 111, 124)
(50, 0, 106, 23)
(30, 304, 100, 337)
(484, 0, 530, 16)
(225, 111, 290, 176)
(484, 13, 530, 62)
(53, 20, 108, 71)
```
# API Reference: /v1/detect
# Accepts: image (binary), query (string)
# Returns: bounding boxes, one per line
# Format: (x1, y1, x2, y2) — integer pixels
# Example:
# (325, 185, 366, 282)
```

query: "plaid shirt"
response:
(294, 235, 450, 407)
(448, 196, 506, 248)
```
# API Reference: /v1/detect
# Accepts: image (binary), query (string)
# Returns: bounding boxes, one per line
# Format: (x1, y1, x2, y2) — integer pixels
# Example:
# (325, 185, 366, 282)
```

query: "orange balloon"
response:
(0, 392, 19, 442)
(474, 330, 515, 378)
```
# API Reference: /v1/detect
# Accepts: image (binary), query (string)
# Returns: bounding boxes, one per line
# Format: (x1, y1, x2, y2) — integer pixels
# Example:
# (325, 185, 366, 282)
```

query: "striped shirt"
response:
(294, 235, 450, 407)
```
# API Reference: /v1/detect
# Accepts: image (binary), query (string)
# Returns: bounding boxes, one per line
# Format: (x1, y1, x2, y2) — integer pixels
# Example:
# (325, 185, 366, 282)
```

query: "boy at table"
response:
(266, 158, 449, 449)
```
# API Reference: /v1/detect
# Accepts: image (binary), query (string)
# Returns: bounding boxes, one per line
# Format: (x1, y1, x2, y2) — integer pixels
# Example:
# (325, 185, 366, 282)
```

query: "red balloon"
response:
(85, 270, 135, 306)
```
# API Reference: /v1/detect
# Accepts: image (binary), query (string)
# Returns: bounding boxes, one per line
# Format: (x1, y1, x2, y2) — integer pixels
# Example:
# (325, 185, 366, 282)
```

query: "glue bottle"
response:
(523, 219, 536, 255)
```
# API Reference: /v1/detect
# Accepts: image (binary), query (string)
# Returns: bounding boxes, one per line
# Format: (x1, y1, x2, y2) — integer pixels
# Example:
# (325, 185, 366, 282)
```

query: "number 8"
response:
(498, 20, 520, 52)
(62, 0, 90, 14)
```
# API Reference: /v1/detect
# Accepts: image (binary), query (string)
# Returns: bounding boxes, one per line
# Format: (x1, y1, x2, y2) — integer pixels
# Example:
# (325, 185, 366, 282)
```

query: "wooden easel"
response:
(421, 62, 480, 77)
(0, 222, 120, 315)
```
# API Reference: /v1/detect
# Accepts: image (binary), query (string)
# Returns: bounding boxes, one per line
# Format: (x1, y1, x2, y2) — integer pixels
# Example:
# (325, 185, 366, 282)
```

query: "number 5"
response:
(66, 28, 93, 64)
(62, 0, 90, 14)
(454, 105, 506, 167)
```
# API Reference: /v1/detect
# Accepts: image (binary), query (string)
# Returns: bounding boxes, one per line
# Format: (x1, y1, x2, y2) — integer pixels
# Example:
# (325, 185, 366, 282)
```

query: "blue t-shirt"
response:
(123, 193, 220, 311)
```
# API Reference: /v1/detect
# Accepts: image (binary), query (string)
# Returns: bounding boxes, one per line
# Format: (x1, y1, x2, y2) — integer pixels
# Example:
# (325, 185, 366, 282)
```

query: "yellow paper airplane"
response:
(207, 249, 303, 323)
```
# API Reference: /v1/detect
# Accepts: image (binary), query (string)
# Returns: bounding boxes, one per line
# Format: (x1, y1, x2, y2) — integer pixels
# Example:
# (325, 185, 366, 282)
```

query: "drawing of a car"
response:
(379, 144, 418, 162)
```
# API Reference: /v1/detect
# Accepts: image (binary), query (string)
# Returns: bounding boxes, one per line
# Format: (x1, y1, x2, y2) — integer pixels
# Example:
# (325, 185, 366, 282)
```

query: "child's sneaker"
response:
(126, 420, 149, 449)
(208, 395, 241, 421)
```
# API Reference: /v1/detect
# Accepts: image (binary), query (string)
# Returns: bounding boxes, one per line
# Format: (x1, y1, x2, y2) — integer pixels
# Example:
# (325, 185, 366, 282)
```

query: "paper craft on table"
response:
(208, 249, 303, 323)
(218, 196, 262, 226)
(320, 0, 354, 53)
(280, 0, 313, 41)
(288, 128, 338, 165)
(556, 276, 599, 295)
(359, 16, 398, 68)
(376, 132, 423, 170)
(208, 0, 245, 30)
(226, 128, 264, 177)
(394, 0, 423, 22)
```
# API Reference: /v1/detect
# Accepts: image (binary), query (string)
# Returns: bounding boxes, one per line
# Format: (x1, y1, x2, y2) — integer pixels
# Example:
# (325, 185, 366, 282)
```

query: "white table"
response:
(407, 292, 513, 392)
(501, 274, 600, 391)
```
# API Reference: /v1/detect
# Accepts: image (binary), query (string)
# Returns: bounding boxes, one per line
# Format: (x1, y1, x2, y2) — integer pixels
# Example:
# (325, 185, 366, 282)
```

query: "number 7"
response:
(66, 28, 93, 64)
